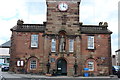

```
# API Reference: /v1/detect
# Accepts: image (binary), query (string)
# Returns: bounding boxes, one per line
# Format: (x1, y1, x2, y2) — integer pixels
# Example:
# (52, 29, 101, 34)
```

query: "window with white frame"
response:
(30, 60, 37, 69)
(31, 35, 38, 48)
(88, 61, 94, 71)
(51, 39, 56, 52)
(69, 39, 74, 52)
(88, 36, 94, 49)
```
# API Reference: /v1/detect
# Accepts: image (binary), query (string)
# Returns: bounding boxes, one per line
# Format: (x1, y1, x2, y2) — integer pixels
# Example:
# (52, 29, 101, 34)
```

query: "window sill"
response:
(88, 70, 94, 72)
(68, 52, 74, 54)
(31, 47, 38, 49)
(86, 48, 96, 50)
(30, 69, 37, 70)
(51, 51, 56, 53)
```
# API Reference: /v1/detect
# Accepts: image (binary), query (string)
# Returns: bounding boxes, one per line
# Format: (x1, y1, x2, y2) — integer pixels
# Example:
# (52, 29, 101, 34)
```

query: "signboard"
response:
(58, 68, 61, 70)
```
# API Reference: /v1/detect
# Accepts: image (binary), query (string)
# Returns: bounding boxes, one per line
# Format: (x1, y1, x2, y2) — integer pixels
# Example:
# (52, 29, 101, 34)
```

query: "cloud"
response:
(0, 0, 119, 55)
(0, 0, 47, 46)
(0, 0, 23, 18)
(80, 0, 119, 54)
(111, 33, 118, 54)
(0, 0, 47, 44)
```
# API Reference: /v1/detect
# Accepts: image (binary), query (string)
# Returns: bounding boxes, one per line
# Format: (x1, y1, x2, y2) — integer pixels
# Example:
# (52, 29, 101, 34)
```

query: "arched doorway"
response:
(57, 58, 67, 75)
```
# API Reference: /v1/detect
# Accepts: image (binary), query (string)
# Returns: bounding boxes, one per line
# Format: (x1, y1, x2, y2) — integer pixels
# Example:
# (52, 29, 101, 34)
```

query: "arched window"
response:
(69, 39, 74, 52)
(30, 60, 37, 70)
(88, 61, 94, 71)
(27, 57, 38, 70)
(51, 38, 56, 52)
(86, 59, 97, 71)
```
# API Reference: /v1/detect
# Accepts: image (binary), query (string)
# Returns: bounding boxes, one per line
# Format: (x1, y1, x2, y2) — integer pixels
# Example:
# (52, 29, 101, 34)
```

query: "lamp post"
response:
(46, 61, 50, 74)
(74, 59, 78, 75)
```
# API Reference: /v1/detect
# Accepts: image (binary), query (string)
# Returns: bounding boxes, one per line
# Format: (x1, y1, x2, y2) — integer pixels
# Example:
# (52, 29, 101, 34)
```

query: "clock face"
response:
(58, 3, 68, 11)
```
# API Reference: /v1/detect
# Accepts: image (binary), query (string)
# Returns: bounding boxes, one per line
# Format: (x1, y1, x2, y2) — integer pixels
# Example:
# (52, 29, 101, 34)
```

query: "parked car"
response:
(1, 63, 9, 71)
(112, 66, 117, 75)
(117, 68, 120, 78)
(112, 66, 120, 75)
(0, 63, 4, 67)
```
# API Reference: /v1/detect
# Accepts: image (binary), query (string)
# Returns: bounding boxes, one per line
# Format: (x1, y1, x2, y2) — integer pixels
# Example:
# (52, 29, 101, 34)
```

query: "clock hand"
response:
(63, 3, 65, 7)
(63, 4, 66, 8)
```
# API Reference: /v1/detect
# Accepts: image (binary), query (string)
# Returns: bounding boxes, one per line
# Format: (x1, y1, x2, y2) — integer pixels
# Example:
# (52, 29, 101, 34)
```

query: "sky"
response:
(0, 0, 119, 55)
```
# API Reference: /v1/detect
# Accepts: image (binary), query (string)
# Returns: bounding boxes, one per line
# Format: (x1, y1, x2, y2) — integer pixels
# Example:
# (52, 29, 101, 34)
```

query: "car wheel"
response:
(1, 68, 4, 71)
(118, 75, 120, 78)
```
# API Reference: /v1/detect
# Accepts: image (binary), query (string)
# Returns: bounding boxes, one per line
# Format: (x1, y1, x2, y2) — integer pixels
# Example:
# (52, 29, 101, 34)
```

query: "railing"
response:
(16, 24, 45, 31)
(81, 26, 107, 31)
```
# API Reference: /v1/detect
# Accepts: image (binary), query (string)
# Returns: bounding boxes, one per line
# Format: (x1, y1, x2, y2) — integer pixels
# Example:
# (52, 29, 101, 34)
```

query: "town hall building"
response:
(9, 0, 112, 76)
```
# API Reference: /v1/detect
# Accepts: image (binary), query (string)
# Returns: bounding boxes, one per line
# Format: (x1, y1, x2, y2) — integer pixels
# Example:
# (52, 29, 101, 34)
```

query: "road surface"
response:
(0, 68, 119, 80)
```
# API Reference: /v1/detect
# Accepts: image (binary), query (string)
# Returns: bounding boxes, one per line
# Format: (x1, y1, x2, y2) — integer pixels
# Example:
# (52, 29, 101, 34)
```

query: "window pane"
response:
(88, 61, 94, 71)
(69, 39, 74, 52)
(88, 36, 94, 49)
(31, 35, 38, 47)
(51, 39, 56, 52)
(30, 60, 37, 69)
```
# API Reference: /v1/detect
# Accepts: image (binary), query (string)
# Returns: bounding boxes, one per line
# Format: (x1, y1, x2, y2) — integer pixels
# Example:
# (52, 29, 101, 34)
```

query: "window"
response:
(50, 58, 55, 63)
(30, 60, 37, 69)
(88, 36, 94, 49)
(51, 39, 56, 52)
(17, 60, 24, 67)
(69, 39, 74, 52)
(88, 61, 94, 71)
(31, 35, 38, 48)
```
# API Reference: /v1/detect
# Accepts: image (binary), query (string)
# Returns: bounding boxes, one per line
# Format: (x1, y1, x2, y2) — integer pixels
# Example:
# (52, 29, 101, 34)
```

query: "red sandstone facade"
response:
(10, 0, 112, 76)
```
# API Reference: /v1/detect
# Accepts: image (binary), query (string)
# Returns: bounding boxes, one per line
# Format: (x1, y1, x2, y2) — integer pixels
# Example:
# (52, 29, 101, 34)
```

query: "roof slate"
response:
(10, 21, 112, 34)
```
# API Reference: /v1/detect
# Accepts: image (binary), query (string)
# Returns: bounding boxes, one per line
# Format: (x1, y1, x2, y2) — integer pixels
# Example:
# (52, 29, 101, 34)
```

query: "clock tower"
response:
(46, 0, 81, 35)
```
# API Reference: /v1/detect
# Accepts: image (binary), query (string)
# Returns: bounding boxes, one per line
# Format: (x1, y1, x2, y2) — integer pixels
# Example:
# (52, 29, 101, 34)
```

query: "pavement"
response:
(5, 72, 119, 79)
(0, 71, 119, 80)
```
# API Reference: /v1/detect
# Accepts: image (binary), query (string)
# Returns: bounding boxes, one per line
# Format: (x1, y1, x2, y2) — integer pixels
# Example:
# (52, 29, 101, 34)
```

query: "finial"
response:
(17, 19, 24, 25)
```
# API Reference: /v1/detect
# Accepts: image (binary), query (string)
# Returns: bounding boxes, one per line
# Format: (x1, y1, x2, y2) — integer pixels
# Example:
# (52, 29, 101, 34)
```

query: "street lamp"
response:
(74, 59, 78, 75)
(46, 61, 50, 74)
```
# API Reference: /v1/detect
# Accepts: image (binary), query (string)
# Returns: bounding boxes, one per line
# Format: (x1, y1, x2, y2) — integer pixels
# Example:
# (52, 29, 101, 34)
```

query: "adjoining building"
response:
(0, 54, 10, 64)
(0, 41, 10, 64)
(112, 55, 117, 66)
(115, 49, 120, 66)
(0, 40, 11, 48)
(9, 0, 112, 76)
